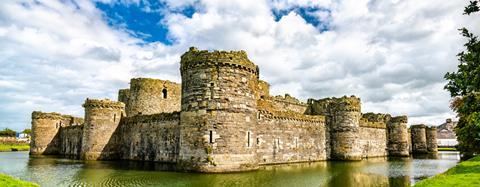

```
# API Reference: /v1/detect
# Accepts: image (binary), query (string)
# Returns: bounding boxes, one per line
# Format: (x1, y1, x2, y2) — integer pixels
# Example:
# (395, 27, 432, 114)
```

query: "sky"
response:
(0, 0, 478, 131)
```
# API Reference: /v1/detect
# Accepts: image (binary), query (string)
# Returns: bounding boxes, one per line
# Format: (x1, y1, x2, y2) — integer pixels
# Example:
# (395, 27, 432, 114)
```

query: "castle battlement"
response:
(390, 116, 408, 123)
(180, 47, 257, 74)
(82, 98, 125, 109)
(32, 111, 72, 120)
(29, 47, 437, 172)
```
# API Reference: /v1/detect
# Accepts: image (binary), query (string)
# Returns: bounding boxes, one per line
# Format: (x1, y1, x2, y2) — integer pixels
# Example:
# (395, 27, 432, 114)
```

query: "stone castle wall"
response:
(359, 116, 388, 158)
(256, 99, 329, 164)
(267, 94, 308, 114)
(124, 78, 181, 117)
(30, 111, 83, 155)
(59, 125, 83, 158)
(29, 47, 431, 173)
(116, 113, 180, 162)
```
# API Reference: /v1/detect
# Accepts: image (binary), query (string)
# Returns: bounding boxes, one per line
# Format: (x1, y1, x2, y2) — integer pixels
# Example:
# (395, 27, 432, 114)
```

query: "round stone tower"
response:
(30, 111, 64, 155)
(329, 96, 362, 161)
(410, 124, 428, 154)
(126, 78, 181, 117)
(81, 99, 125, 160)
(426, 126, 438, 153)
(387, 116, 409, 156)
(178, 47, 259, 172)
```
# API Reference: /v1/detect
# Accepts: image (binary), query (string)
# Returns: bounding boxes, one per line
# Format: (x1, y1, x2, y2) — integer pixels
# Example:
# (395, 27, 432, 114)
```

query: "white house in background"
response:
(436, 118, 458, 147)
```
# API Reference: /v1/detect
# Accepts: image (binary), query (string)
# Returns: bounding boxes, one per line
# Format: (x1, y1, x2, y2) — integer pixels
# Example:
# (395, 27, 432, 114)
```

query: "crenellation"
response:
(29, 47, 424, 173)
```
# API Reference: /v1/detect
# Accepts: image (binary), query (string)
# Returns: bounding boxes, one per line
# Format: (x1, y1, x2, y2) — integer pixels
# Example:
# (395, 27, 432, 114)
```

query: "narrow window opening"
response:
(256, 138, 260, 145)
(257, 112, 261, 119)
(162, 88, 168, 99)
(209, 131, 213, 143)
(113, 114, 116, 122)
(247, 131, 251, 147)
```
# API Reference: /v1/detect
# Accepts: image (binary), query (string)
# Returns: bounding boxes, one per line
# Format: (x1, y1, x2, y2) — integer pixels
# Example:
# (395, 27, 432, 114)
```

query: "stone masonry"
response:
(29, 47, 436, 173)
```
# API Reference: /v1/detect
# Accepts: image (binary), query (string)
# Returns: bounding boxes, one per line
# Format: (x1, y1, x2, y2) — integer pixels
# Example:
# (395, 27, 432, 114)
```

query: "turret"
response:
(410, 124, 428, 154)
(257, 80, 270, 99)
(387, 116, 409, 156)
(328, 96, 362, 160)
(178, 47, 259, 172)
(118, 89, 130, 106)
(426, 126, 438, 153)
(126, 78, 181, 117)
(30, 111, 64, 155)
(80, 99, 125, 160)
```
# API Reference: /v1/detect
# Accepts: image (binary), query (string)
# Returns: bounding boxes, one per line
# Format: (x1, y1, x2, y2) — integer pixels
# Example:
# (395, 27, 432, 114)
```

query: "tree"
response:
(22, 129, 31, 135)
(444, 0, 480, 158)
(0, 128, 16, 137)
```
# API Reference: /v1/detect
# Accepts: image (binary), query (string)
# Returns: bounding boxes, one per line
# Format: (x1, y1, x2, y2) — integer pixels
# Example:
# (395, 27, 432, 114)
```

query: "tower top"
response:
(82, 98, 125, 109)
(180, 47, 257, 72)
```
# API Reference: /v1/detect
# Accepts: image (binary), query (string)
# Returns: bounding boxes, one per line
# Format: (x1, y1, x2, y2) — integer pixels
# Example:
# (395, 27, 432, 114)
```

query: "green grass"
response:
(414, 156, 480, 187)
(0, 144, 29, 152)
(437, 147, 457, 151)
(0, 173, 38, 187)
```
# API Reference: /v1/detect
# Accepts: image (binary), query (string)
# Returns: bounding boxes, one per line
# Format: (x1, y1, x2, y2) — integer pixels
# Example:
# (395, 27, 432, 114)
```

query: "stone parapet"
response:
(180, 47, 258, 74)
(362, 113, 391, 123)
(82, 98, 125, 109)
(258, 110, 325, 123)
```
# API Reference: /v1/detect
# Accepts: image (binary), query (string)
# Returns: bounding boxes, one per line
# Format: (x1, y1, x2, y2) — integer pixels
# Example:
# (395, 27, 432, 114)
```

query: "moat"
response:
(0, 151, 459, 187)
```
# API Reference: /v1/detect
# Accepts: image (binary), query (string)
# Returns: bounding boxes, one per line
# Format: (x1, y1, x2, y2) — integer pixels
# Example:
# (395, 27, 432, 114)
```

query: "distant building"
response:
(436, 118, 458, 147)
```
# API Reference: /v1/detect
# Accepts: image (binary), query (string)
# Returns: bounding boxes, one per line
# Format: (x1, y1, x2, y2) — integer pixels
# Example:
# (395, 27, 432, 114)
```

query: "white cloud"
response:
(0, 0, 478, 130)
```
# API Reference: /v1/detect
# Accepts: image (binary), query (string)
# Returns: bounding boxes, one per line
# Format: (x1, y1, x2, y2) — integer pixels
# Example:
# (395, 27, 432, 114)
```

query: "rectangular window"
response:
(209, 131, 213, 143)
(247, 131, 251, 147)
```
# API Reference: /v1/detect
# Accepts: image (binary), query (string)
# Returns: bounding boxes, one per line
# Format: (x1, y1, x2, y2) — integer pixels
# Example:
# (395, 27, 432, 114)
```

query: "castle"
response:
(30, 47, 438, 172)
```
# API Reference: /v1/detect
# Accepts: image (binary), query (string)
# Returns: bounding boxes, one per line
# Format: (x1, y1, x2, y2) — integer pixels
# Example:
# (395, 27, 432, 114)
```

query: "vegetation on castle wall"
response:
(444, 0, 480, 159)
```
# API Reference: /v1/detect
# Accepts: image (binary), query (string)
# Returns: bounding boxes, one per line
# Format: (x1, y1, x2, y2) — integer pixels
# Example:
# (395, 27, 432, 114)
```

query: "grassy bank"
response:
(0, 173, 38, 187)
(437, 147, 457, 151)
(414, 156, 480, 187)
(0, 144, 29, 152)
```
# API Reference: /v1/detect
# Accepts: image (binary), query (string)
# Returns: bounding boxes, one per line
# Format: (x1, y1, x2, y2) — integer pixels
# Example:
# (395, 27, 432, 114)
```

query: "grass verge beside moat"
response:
(0, 144, 29, 152)
(414, 155, 480, 187)
(0, 173, 38, 187)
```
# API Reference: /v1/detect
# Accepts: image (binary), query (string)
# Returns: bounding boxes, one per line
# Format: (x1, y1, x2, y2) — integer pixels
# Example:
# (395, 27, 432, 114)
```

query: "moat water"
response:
(0, 151, 459, 187)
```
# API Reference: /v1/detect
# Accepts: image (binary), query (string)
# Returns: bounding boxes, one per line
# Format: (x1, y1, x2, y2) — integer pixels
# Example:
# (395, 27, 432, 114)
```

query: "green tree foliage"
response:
(22, 129, 31, 135)
(0, 128, 16, 137)
(444, 1, 480, 158)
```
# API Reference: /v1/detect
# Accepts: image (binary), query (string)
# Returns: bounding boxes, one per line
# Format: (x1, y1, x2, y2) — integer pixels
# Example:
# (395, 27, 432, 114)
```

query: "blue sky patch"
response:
(95, 0, 196, 44)
(272, 6, 331, 32)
